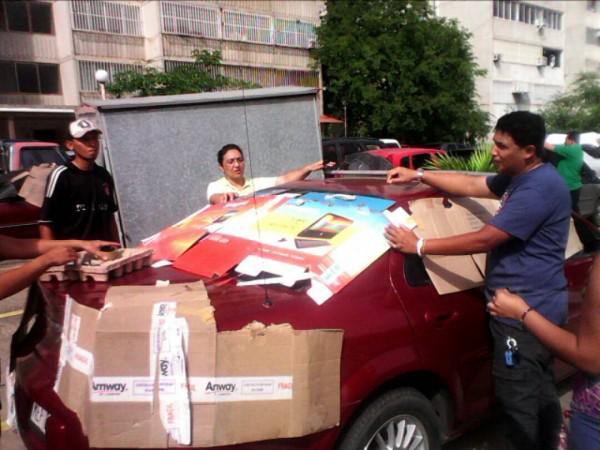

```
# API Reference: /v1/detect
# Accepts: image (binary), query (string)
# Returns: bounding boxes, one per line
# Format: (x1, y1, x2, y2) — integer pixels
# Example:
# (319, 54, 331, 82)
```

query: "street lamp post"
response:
(94, 69, 109, 100)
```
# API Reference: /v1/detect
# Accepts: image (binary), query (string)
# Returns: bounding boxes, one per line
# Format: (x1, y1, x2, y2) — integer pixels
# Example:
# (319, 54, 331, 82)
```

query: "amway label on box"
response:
(91, 376, 293, 403)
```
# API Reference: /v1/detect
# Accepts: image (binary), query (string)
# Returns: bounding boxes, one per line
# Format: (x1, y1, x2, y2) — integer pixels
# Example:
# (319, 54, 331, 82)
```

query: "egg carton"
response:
(40, 248, 154, 282)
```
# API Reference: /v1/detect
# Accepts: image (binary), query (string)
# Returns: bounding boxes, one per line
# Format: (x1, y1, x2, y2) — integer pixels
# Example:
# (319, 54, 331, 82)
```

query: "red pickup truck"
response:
(0, 140, 70, 239)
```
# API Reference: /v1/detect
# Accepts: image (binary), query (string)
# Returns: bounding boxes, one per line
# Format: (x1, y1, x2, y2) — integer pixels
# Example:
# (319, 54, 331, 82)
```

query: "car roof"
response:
(279, 176, 437, 204)
(367, 147, 445, 157)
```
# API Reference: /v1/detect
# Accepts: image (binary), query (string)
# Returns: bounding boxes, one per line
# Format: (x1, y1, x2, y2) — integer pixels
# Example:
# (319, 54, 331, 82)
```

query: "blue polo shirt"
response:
(486, 163, 571, 326)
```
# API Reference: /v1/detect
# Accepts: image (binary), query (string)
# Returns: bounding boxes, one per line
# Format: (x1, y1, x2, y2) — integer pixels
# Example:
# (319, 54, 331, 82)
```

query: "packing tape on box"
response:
(55, 296, 95, 394)
(151, 302, 191, 445)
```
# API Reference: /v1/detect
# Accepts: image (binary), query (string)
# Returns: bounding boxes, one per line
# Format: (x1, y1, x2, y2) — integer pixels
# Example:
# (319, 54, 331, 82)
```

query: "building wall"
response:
(435, 0, 599, 124)
(0, 0, 323, 109)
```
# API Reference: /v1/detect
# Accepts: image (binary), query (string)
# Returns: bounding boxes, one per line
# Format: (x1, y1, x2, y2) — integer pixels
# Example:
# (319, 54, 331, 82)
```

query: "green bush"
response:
(424, 141, 496, 172)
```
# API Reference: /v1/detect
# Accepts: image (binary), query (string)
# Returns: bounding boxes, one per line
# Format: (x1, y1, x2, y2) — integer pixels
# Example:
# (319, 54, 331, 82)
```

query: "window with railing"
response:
(160, 1, 220, 39)
(274, 18, 316, 48)
(494, 1, 561, 30)
(222, 10, 272, 44)
(78, 60, 143, 91)
(71, 0, 142, 36)
(0, 61, 60, 94)
(0, 1, 53, 34)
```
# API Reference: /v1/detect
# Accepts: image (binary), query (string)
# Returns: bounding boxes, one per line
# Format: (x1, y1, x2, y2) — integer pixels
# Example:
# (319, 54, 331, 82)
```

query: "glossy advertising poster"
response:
(140, 195, 282, 261)
(173, 192, 394, 304)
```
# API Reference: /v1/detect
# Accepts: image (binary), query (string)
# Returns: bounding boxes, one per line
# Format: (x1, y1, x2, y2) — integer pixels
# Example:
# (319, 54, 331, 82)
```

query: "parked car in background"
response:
(367, 147, 446, 170)
(422, 142, 474, 159)
(10, 176, 593, 450)
(0, 139, 69, 174)
(322, 137, 386, 167)
(0, 171, 40, 238)
(379, 138, 402, 148)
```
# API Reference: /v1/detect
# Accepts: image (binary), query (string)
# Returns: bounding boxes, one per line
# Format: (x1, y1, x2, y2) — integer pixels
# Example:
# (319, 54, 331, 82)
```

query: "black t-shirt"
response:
(40, 162, 118, 240)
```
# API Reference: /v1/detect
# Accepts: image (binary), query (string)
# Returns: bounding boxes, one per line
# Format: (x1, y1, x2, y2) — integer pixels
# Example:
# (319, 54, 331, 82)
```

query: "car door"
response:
(389, 252, 494, 422)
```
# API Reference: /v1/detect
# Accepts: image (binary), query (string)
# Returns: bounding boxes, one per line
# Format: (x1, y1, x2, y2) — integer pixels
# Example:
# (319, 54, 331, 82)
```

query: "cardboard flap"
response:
(565, 218, 584, 259)
(409, 197, 500, 295)
(18, 163, 55, 207)
(103, 281, 209, 308)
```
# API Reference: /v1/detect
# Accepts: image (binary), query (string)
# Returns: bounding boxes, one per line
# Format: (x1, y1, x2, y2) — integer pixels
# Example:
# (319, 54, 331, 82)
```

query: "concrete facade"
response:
(434, 0, 600, 123)
(0, 0, 324, 139)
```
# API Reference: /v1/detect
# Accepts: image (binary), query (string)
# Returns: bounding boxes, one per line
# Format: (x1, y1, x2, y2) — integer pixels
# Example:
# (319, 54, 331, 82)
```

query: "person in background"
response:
(39, 118, 119, 242)
(545, 131, 584, 211)
(207, 143, 333, 204)
(0, 236, 116, 300)
(384, 111, 570, 450)
(489, 256, 600, 450)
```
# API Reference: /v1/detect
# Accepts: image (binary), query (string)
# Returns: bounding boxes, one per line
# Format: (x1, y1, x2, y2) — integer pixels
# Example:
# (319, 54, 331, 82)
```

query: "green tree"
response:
(541, 72, 600, 132)
(106, 50, 258, 98)
(313, 0, 489, 143)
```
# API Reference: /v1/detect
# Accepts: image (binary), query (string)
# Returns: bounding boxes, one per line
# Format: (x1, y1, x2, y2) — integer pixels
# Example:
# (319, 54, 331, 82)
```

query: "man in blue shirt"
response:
(384, 111, 570, 450)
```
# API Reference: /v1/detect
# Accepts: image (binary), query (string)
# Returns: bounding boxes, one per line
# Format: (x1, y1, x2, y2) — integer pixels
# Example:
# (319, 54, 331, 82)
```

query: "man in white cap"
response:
(39, 118, 119, 241)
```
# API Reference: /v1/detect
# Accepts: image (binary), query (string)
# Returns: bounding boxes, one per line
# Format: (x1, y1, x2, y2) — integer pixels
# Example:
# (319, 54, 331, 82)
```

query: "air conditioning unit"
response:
(493, 53, 502, 63)
(536, 56, 548, 67)
(535, 17, 546, 29)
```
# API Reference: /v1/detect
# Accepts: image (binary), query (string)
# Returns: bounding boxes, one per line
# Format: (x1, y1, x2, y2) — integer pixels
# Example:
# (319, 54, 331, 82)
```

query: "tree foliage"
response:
(106, 50, 258, 98)
(541, 72, 600, 132)
(313, 0, 489, 143)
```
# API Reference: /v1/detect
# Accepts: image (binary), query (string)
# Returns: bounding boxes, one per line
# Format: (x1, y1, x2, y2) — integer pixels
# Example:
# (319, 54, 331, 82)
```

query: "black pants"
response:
(490, 319, 562, 450)
(570, 188, 580, 213)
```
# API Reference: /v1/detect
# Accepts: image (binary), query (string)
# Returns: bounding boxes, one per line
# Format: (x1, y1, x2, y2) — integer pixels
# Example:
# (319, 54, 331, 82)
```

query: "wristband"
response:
(415, 168, 425, 182)
(520, 306, 534, 323)
(416, 238, 425, 257)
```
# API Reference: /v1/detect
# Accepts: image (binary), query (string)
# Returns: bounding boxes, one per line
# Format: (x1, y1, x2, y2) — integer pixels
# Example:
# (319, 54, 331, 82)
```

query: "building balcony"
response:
(0, 31, 58, 62)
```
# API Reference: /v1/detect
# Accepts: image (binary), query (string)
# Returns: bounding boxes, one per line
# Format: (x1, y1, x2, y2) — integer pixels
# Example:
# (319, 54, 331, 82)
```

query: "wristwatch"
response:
(415, 168, 425, 182)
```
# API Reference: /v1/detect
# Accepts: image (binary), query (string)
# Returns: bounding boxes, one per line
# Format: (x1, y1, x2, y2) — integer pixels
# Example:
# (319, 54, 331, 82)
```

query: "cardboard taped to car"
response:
(54, 282, 343, 448)
(409, 197, 500, 295)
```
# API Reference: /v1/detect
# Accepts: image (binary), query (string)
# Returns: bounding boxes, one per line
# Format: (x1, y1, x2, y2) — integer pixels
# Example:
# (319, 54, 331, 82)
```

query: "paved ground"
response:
(0, 260, 572, 450)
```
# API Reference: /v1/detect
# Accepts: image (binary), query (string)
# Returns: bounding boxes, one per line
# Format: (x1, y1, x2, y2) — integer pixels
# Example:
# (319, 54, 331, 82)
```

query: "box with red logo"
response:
(54, 281, 343, 448)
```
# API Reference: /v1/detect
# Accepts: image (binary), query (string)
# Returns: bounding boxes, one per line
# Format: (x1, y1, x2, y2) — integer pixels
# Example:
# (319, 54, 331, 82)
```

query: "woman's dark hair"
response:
(217, 144, 243, 166)
(495, 111, 546, 156)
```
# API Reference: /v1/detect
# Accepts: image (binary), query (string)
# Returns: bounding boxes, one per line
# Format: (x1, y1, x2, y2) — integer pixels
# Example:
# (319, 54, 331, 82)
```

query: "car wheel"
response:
(337, 388, 441, 450)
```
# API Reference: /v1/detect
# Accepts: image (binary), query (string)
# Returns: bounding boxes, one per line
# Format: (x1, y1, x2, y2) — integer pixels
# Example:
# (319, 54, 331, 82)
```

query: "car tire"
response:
(337, 387, 441, 450)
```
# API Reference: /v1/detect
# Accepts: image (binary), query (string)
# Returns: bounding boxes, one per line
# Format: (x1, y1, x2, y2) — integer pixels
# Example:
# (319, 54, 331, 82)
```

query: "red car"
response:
(10, 177, 591, 450)
(366, 148, 446, 170)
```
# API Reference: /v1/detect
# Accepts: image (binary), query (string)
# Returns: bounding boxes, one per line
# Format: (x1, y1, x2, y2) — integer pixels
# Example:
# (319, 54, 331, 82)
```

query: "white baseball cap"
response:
(69, 118, 101, 139)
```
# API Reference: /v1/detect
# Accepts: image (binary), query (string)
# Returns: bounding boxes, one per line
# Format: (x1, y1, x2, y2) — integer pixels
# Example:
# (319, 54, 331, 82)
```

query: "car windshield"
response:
(20, 146, 69, 168)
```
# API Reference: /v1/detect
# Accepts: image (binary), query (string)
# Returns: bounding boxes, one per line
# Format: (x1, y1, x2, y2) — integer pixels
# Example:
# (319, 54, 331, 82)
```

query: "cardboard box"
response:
(55, 281, 343, 448)
(18, 163, 55, 207)
(409, 196, 583, 295)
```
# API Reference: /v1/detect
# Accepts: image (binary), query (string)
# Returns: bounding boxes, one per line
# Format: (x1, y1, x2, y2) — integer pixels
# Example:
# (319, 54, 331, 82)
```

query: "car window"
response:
(20, 146, 68, 168)
(341, 142, 361, 157)
(412, 153, 433, 168)
(322, 144, 337, 164)
(403, 253, 432, 287)
(400, 156, 410, 168)
(364, 144, 381, 150)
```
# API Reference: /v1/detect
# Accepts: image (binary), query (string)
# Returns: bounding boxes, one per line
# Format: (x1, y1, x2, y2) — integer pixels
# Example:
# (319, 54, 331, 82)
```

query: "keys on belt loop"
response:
(504, 336, 520, 368)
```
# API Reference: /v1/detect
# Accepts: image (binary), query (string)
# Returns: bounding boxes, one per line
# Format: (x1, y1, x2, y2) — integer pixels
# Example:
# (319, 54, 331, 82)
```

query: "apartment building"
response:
(0, 0, 324, 140)
(434, 0, 600, 123)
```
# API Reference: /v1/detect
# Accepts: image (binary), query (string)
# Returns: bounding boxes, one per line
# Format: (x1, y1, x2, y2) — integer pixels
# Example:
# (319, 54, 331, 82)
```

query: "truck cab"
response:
(0, 139, 70, 174)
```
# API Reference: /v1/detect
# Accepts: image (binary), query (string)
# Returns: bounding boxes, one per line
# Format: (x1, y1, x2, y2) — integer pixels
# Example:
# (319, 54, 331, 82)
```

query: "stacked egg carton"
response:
(40, 248, 154, 282)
